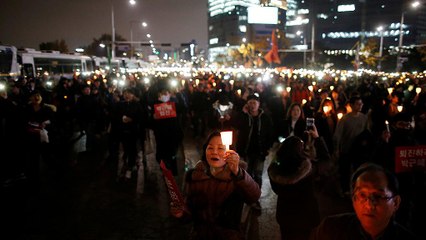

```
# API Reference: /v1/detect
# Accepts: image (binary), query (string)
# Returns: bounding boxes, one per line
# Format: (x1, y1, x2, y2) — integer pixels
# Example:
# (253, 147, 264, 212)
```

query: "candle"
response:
(397, 105, 403, 112)
(220, 131, 233, 151)
(385, 120, 390, 132)
(324, 106, 331, 114)
(286, 87, 291, 93)
(337, 113, 343, 120)
(237, 89, 241, 96)
(416, 87, 421, 94)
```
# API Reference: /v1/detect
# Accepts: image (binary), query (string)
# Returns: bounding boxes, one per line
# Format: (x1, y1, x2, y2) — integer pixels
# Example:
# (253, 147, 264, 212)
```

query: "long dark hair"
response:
(286, 103, 305, 121)
(275, 136, 306, 173)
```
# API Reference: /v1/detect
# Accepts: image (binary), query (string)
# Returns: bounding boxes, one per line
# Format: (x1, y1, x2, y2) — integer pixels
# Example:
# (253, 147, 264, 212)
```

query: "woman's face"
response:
(290, 105, 301, 120)
(205, 136, 227, 169)
(30, 93, 42, 105)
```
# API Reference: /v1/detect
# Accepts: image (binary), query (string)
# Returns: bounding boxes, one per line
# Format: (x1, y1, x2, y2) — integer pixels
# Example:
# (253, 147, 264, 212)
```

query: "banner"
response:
(159, 160, 185, 210)
(153, 102, 177, 119)
(395, 145, 426, 173)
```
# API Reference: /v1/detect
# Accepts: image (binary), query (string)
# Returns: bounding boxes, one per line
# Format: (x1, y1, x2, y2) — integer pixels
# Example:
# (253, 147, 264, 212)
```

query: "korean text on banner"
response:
(153, 102, 177, 119)
(395, 145, 426, 173)
(159, 160, 185, 210)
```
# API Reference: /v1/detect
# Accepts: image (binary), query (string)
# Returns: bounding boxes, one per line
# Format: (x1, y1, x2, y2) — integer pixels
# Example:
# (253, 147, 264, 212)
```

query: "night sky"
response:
(0, 0, 208, 51)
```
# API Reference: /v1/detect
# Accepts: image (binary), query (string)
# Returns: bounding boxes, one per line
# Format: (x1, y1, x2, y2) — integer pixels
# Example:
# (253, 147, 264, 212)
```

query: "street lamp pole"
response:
(396, 12, 405, 72)
(377, 26, 384, 71)
(111, 0, 136, 59)
(311, 21, 315, 63)
(130, 21, 147, 58)
(396, 1, 421, 72)
(111, 4, 116, 59)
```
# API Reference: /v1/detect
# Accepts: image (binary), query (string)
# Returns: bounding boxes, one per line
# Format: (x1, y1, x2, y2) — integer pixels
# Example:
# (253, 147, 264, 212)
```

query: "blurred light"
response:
(129, 0, 136, 5)
(99, 43, 106, 48)
(75, 48, 84, 53)
(323, 106, 330, 114)
(387, 87, 394, 95)
(286, 87, 291, 92)
(397, 105, 403, 112)
(337, 113, 343, 120)
(276, 85, 284, 93)
(416, 87, 421, 94)
(0, 83, 5, 91)
(170, 79, 178, 87)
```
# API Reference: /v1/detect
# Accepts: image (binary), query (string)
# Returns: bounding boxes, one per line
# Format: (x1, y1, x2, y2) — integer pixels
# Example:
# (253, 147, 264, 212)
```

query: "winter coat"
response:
(232, 109, 274, 158)
(310, 213, 418, 240)
(184, 160, 261, 240)
(268, 159, 320, 234)
(113, 100, 144, 135)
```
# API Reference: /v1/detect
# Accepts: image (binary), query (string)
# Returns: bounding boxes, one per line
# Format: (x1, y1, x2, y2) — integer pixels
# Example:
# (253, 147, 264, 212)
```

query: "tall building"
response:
(286, 0, 426, 68)
(207, 0, 286, 63)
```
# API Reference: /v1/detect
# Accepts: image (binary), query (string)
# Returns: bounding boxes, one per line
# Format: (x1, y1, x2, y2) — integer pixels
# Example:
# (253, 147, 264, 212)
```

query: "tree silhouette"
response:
(85, 33, 127, 57)
(39, 39, 69, 53)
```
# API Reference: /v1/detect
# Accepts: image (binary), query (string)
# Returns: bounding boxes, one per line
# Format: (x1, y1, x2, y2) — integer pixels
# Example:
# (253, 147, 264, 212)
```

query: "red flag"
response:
(264, 30, 281, 64)
(159, 160, 186, 211)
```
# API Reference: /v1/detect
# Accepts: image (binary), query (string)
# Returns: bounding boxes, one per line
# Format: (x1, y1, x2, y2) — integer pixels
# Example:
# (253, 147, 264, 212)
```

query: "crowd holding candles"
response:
(1, 66, 426, 238)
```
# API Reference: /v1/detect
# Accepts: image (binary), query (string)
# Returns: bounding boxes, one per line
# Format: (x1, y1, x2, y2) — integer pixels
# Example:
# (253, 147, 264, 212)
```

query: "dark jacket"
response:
(232, 109, 274, 158)
(268, 159, 320, 234)
(113, 100, 144, 135)
(278, 118, 307, 139)
(184, 161, 260, 240)
(310, 213, 418, 240)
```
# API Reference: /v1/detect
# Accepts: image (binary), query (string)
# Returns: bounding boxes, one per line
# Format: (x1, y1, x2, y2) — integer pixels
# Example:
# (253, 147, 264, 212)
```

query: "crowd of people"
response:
(1, 69, 425, 239)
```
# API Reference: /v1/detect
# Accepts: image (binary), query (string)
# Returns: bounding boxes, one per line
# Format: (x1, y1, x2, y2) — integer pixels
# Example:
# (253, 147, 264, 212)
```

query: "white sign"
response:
(248, 6, 278, 25)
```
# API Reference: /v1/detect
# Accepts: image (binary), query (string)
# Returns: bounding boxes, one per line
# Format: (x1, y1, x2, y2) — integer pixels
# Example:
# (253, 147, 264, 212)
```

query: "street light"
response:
(296, 30, 307, 68)
(111, 0, 137, 59)
(396, 1, 421, 72)
(377, 26, 384, 71)
(130, 21, 148, 58)
(100, 43, 112, 68)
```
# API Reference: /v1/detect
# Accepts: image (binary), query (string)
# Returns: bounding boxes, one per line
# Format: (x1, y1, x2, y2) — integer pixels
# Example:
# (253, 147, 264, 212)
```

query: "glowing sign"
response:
(248, 6, 278, 24)
(337, 4, 355, 12)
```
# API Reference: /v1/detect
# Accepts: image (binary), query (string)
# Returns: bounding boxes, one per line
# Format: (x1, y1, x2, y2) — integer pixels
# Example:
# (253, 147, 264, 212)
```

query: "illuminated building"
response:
(286, 0, 426, 67)
(207, 0, 286, 63)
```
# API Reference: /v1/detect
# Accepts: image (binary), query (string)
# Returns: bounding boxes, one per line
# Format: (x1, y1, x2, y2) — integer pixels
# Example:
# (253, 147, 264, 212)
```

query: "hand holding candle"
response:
(220, 131, 240, 175)
(385, 120, 390, 132)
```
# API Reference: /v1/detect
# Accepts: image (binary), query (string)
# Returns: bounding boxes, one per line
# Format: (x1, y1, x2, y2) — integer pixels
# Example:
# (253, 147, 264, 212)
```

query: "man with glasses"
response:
(310, 163, 418, 239)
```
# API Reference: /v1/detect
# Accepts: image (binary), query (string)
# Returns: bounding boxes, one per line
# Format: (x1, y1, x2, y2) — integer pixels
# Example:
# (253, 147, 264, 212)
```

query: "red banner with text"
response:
(395, 145, 426, 173)
(153, 102, 177, 119)
(159, 160, 185, 211)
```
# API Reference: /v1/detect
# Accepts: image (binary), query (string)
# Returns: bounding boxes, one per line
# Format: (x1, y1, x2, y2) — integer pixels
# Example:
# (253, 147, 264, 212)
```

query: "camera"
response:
(306, 118, 315, 130)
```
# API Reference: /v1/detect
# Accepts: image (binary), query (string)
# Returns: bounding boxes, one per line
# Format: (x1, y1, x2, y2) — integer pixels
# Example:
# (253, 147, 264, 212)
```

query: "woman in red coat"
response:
(172, 131, 261, 240)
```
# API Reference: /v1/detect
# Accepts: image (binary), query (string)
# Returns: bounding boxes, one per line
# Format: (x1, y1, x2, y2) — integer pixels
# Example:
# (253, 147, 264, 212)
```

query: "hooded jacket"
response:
(268, 159, 320, 233)
(233, 108, 274, 158)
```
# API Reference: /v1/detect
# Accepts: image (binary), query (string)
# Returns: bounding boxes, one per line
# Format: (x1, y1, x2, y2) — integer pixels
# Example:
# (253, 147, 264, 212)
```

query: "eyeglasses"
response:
(353, 191, 395, 205)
